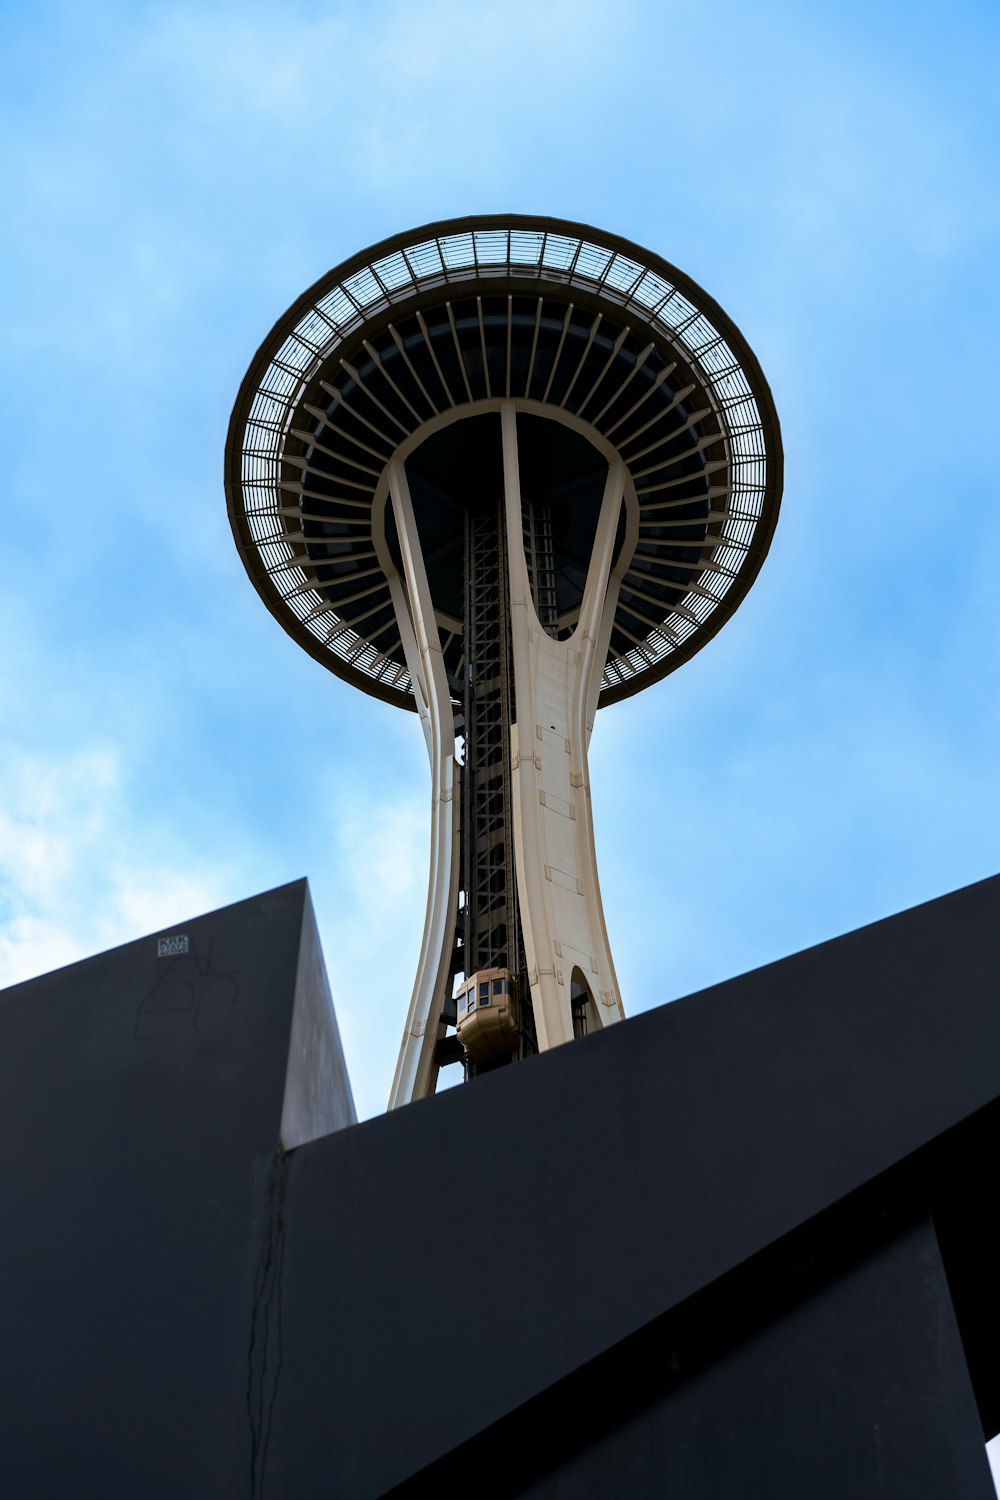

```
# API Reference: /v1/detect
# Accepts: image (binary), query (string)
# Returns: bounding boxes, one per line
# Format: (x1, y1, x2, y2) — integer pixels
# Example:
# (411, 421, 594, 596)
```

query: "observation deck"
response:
(225, 215, 782, 712)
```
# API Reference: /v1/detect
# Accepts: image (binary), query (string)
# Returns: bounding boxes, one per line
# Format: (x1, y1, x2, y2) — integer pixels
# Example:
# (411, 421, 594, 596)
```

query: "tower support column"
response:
(500, 403, 627, 1050)
(386, 459, 460, 1108)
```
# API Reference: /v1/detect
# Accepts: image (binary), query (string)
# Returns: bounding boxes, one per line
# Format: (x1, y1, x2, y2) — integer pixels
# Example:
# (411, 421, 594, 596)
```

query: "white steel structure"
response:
(225, 216, 782, 1107)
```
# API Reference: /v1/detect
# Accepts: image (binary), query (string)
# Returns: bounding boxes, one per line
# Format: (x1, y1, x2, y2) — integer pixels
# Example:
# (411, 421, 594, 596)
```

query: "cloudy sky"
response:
(2, 0, 998, 1112)
(2, 0, 999, 1478)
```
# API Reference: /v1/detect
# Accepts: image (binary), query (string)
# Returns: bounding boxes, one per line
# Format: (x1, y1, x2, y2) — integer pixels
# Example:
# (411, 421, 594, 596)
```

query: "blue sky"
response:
(3, 4, 1000, 1477)
(2, 0, 998, 1138)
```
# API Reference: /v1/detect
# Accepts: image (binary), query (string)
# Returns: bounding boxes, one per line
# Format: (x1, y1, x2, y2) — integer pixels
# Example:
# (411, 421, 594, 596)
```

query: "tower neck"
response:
(387, 402, 632, 1107)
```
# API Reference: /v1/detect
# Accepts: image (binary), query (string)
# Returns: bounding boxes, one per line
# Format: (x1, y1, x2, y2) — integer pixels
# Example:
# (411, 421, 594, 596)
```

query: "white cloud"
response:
(311, 780, 429, 1120)
(0, 746, 235, 989)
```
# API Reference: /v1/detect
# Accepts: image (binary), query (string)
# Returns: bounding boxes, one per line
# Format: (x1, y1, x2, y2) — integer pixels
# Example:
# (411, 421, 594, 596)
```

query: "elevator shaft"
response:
(460, 495, 535, 1072)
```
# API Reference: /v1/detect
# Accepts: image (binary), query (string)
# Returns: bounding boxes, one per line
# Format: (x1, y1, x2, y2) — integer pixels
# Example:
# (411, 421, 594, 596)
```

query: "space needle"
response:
(225, 215, 782, 1108)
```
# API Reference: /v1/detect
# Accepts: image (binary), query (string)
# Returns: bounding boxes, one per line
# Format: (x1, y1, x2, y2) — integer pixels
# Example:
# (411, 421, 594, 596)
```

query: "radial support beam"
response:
(386, 460, 461, 1108)
(501, 403, 627, 1050)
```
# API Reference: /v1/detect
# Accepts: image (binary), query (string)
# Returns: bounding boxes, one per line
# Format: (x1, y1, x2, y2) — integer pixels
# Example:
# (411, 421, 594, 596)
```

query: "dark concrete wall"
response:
(0, 878, 353, 1499)
(388, 1198, 991, 1499)
(1, 873, 998, 1497)
(266, 873, 1000, 1496)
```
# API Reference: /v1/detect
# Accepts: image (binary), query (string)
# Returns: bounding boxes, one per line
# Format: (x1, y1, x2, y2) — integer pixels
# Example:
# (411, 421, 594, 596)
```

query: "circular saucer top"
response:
(225, 215, 782, 710)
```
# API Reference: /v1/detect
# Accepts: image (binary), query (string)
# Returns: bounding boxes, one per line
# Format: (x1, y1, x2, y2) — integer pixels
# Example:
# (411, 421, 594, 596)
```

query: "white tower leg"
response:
(386, 459, 460, 1108)
(387, 407, 631, 1103)
(500, 403, 627, 1049)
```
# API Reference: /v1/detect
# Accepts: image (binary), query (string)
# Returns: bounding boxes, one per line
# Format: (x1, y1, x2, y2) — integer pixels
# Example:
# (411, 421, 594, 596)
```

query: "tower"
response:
(225, 215, 782, 1107)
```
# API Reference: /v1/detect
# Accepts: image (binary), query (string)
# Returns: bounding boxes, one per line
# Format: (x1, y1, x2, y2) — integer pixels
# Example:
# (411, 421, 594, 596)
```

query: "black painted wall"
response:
(0, 878, 351, 1498)
(265, 873, 1000, 1497)
(1, 874, 998, 1497)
